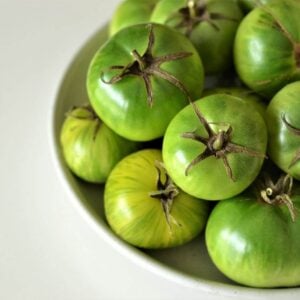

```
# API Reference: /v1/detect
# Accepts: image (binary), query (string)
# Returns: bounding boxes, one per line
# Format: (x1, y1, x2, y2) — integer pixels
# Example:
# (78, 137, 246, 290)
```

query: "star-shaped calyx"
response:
(181, 101, 266, 181)
(167, 0, 238, 37)
(149, 161, 180, 230)
(282, 114, 300, 168)
(101, 24, 192, 107)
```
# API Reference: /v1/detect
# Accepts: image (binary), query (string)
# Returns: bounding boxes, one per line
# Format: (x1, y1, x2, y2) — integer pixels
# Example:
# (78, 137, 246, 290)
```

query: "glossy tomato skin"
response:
(162, 95, 267, 200)
(206, 193, 300, 287)
(203, 86, 266, 120)
(234, 0, 300, 99)
(151, 0, 243, 75)
(87, 23, 204, 142)
(109, 0, 159, 36)
(104, 149, 209, 249)
(60, 106, 140, 183)
(266, 81, 300, 180)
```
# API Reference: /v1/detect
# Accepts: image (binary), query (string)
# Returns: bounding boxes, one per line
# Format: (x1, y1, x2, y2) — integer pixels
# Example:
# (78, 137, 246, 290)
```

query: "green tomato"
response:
(60, 105, 140, 183)
(87, 23, 204, 142)
(104, 149, 209, 249)
(266, 81, 300, 180)
(162, 94, 267, 200)
(109, 0, 159, 36)
(203, 86, 266, 119)
(234, 0, 300, 99)
(151, 0, 243, 74)
(206, 174, 300, 287)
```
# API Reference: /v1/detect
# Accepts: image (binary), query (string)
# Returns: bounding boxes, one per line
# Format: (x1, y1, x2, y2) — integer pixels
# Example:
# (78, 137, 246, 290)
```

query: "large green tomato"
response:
(162, 94, 267, 200)
(87, 23, 204, 141)
(206, 174, 300, 287)
(109, 0, 159, 36)
(104, 149, 209, 249)
(60, 106, 139, 183)
(266, 81, 300, 180)
(234, 0, 300, 99)
(151, 0, 243, 74)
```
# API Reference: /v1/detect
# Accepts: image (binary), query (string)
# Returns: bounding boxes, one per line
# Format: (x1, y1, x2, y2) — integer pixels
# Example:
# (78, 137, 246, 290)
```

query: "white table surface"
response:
(0, 1, 298, 299)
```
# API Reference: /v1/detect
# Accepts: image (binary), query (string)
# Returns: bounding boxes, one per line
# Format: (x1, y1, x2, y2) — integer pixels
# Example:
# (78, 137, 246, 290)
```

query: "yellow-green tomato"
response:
(104, 149, 209, 249)
(109, 0, 159, 36)
(60, 106, 140, 183)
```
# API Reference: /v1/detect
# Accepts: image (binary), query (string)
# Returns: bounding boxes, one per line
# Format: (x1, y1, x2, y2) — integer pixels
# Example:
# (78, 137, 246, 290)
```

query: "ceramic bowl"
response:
(51, 25, 300, 299)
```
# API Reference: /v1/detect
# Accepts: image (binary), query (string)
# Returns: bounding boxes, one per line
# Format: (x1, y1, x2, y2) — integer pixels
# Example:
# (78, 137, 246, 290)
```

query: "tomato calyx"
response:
(282, 113, 300, 168)
(181, 101, 266, 181)
(258, 173, 297, 222)
(67, 105, 102, 140)
(166, 0, 238, 37)
(149, 161, 180, 228)
(101, 24, 192, 107)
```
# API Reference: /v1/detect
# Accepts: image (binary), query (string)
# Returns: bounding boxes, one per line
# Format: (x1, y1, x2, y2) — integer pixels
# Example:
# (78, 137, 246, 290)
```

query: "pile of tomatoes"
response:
(60, 0, 300, 288)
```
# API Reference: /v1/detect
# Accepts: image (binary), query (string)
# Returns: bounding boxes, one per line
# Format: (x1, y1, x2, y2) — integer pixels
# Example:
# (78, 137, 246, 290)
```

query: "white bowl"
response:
(51, 25, 300, 299)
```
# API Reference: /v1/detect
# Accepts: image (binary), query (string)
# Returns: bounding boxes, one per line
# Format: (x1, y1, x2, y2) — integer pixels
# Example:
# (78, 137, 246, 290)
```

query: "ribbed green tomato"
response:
(234, 0, 300, 98)
(87, 23, 204, 141)
(162, 94, 267, 200)
(266, 81, 300, 180)
(150, 0, 243, 74)
(60, 106, 139, 183)
(109, 0, 159, 36)
(104, 149, 209, 249)
(203, 86, 266, 119)
(206, 189, 300, 287)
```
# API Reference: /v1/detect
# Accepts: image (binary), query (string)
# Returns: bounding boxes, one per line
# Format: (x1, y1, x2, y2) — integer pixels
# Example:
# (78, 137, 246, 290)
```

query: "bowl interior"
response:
(52, 25, 300, 297)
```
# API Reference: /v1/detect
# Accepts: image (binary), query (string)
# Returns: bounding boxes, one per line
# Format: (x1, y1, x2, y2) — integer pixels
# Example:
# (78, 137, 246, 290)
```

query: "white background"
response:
(0, 1, 298, 299)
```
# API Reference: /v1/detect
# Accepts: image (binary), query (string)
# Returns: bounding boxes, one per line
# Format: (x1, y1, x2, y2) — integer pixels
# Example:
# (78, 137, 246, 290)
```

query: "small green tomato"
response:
(60, 105, 140, 183)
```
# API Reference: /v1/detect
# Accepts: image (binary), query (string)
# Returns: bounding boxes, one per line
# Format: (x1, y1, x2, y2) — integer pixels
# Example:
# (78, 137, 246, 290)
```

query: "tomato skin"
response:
(203, 86, 266, 120)
(205, 193, 300, 287)
(234, 0, 300, 99)
(87, 23, 204, 142)
(60, 106, 139, 183)
(109, 0, 159, 36)
(104, 149, 209, 249)
(162, 94, 267, 200)
(151, 0, 243, 75)
(266, 81, 300, 180)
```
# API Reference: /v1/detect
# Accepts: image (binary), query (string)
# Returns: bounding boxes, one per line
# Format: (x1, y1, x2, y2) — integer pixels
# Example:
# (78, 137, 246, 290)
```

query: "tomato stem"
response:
(166, 0, 238, 37)
(181, 101, 266, 181)
(258, 173, 298, 222)
(101, 24, 192, 107)
(149, 161, 179, 229)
